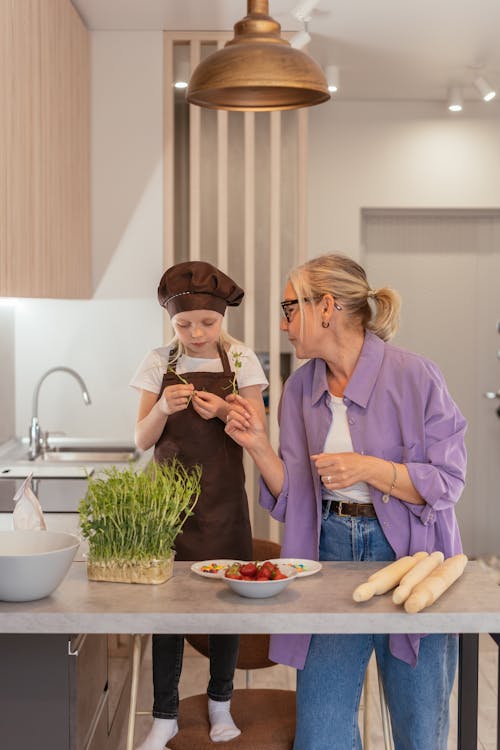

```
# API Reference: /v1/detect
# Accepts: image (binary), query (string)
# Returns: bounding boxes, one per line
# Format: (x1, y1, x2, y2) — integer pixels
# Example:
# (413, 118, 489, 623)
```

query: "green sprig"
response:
(224, 350, 244, 395)
(168, 367, 193, 405)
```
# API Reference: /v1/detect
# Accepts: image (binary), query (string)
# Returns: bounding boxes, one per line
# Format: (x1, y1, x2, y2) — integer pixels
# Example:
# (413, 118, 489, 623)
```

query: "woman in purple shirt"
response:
(226, 253, 467, 750)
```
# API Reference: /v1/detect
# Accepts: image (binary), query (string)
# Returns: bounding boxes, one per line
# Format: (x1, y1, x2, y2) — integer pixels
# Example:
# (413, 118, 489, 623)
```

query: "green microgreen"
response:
(224, 350, 244, 395)
(168, 367, 193, 405)
(78, 459, 201, 563)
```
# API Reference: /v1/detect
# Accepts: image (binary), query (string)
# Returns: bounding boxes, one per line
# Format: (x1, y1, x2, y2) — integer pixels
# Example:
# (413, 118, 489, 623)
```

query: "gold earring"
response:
(321, 320, 330, 328)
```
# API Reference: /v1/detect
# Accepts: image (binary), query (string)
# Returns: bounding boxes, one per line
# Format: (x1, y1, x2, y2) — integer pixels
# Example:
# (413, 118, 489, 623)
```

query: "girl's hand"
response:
(158, 383, 194, 416)
(225, 394, 266, 449)
(192, 390, 227, 421)
(311, 452, 367, 490)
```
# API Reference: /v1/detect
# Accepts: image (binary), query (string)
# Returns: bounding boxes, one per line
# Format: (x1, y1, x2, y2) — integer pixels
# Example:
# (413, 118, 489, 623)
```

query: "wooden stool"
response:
(170, 689, 295, 750)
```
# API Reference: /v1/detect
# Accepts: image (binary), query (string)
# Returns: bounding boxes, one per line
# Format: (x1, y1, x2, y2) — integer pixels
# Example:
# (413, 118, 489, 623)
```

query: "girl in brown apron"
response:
(131, 262, 267, 750)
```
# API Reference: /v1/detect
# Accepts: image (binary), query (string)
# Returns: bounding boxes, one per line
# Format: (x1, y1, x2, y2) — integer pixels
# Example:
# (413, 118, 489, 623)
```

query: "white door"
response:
(363, 209, 500, 557)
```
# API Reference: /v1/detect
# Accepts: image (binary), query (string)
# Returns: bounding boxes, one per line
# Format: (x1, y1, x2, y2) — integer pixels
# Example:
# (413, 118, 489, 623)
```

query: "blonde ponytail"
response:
(289, 253, 401, 342)
(366, 286, 401, 341)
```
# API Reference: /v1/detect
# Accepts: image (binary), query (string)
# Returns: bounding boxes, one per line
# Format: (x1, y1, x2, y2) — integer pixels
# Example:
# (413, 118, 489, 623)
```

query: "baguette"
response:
(353, 552, 428, 602)
(392, 551, 445, 605)
(404, 554, 468, 613)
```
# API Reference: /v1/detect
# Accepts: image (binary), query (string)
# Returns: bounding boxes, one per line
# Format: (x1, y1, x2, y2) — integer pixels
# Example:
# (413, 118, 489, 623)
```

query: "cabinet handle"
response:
(68, 634, 87, 656)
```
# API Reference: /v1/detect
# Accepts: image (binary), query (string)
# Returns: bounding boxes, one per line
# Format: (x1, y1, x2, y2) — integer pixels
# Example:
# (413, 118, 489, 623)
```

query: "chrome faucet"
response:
(29, 367, 92, 460)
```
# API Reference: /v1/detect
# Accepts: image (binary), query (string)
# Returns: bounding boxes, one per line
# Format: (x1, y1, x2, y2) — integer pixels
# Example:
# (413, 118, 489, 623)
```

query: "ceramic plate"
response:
(190, 560, 243, 579)
(267, 558, 322, 578)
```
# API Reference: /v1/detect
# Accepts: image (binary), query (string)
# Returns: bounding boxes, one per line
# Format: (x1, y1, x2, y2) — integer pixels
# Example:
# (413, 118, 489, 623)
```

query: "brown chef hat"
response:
(158, 261, 244, 316)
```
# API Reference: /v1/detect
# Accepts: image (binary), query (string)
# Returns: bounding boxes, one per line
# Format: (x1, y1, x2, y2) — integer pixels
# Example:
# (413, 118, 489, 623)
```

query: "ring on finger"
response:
(325, 475, 332, 483)
(226, 414, 231, 423)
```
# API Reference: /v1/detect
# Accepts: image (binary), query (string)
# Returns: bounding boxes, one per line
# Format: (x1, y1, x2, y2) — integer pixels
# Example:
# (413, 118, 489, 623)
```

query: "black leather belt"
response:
(323, 499, 377, 518)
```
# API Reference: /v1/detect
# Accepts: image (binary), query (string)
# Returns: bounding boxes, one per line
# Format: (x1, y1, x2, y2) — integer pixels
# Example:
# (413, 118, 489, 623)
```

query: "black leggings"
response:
(151, 634, 239, 718)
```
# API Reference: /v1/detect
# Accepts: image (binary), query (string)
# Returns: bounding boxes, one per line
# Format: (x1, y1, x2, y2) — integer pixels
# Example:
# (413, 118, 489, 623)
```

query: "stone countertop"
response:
(1, 561, 500, 635)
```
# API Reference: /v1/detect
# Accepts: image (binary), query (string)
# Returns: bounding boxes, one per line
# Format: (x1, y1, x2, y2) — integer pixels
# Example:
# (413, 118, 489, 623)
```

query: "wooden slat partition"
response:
(243, 112, 256, 351)
(243, 111, 257, 514)
(163, 36, 175, 272)
(268, 112, 282, 542)
(297, 108, 309, 265)
(217, 40, 229, 275)
(189, 40, 201, 261)
(164, 33, 308, 542)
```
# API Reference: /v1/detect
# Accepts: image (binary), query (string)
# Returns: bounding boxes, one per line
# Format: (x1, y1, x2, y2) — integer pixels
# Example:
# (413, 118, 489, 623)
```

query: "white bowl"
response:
(0, 530, 80, 602)
(223, 564, 297, 599)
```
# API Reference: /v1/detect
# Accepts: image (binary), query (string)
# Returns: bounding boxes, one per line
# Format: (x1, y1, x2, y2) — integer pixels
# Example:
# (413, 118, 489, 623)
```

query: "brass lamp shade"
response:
(186, 0, 330, 111)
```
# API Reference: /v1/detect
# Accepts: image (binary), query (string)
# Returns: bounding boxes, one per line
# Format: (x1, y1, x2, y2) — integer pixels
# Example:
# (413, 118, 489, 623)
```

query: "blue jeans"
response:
(293, 512, 457, 750)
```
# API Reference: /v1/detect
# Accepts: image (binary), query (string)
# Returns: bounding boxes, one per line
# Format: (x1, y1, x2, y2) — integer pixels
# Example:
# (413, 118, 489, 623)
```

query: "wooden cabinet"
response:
(0, 0, 91, 298)
(69, 634, 108, 749)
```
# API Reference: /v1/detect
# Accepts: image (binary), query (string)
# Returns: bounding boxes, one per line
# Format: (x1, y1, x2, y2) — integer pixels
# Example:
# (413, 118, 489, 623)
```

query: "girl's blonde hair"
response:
(289, 253, 401, 342)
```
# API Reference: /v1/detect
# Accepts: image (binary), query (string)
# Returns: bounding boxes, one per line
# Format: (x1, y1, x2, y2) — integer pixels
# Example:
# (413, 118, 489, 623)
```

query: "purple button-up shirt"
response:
(260, 331, 467, 668)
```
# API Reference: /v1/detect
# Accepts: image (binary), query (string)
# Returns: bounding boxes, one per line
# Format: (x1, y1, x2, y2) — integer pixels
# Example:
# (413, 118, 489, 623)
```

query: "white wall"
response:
(307, 100, 500, 259)
(0, 305, 15, 442)
(14, 31, 164, 439)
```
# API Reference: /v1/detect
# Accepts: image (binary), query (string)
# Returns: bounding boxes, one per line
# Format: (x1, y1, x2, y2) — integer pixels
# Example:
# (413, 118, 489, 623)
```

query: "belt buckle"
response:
(337, 500, 348, 517)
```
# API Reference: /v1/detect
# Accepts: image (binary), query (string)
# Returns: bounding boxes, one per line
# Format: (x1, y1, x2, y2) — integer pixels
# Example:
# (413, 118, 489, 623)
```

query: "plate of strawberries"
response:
(223, 560, 297, 598)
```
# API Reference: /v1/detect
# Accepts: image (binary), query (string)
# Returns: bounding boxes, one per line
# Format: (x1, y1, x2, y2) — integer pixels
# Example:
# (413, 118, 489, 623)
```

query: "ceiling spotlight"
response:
(474, 75, 496, 102)
(291, 0, 320, 23)
(447, 85, 463, 112)
(290, 26, 311, 49)
(174, 48, 190, 90)
(325, 65, 339, 93)
(174, 62, 190, 89)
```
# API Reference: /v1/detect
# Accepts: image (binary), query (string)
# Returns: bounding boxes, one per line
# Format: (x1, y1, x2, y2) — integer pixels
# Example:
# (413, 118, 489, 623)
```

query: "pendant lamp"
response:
(186, 0, 330, 111)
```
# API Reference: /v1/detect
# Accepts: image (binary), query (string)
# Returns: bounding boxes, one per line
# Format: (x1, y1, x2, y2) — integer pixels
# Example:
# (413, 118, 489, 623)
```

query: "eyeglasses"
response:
(280, 296, 343, 323)
(280, 297, 315, 323)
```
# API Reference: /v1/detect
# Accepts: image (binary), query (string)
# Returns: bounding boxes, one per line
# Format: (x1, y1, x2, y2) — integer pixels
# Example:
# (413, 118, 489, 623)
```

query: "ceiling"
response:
(71, 0, 500, 103)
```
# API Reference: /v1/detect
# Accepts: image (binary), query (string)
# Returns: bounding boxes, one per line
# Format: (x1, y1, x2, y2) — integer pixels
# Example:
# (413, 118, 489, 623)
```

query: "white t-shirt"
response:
(130, 342, 268, 394)
(322, 394, 372, 504)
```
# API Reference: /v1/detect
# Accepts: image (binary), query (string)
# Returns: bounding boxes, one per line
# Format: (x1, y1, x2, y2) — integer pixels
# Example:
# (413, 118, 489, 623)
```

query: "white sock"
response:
(208, 698, 241, 743)
(135, 717, 178, 750)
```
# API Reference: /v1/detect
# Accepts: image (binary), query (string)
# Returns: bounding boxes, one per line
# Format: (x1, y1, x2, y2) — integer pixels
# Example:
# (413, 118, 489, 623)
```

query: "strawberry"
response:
(239, 562, 258, 578)
(224, 563, 243, 580)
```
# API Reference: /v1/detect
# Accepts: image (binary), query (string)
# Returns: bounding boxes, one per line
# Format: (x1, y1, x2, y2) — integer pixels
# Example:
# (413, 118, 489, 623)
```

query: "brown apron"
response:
(154, 345, 252, 562)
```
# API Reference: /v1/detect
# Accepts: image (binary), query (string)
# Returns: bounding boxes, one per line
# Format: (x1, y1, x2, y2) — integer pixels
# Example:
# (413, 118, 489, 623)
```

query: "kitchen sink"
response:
(36, 445, 139, 463)
(0, 437, 143, 468)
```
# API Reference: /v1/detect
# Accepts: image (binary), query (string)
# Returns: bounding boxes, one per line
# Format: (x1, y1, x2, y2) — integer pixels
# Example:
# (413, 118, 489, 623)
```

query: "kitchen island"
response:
(1, 560, 499, 749)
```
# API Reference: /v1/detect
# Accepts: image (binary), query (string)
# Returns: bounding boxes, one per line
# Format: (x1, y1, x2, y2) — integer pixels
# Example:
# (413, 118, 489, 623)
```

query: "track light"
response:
(290, 24, 311, 49)
(474, 76, 496, 102)
(291, 0, 321, 23)
(174, 52, 190, 90)
(447, 85, 462, 112)
(325, 65, 339, 93)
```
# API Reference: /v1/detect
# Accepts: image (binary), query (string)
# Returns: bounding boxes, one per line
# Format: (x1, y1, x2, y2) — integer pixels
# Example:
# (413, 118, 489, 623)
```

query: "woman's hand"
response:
(226, 394, 284, 497)
(311, 452, 425, 505)
(224, 394, 266, 450)
(158, 383, 194, 416)
(192, 390, 227, 421)
(311, 452, 367, 490)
